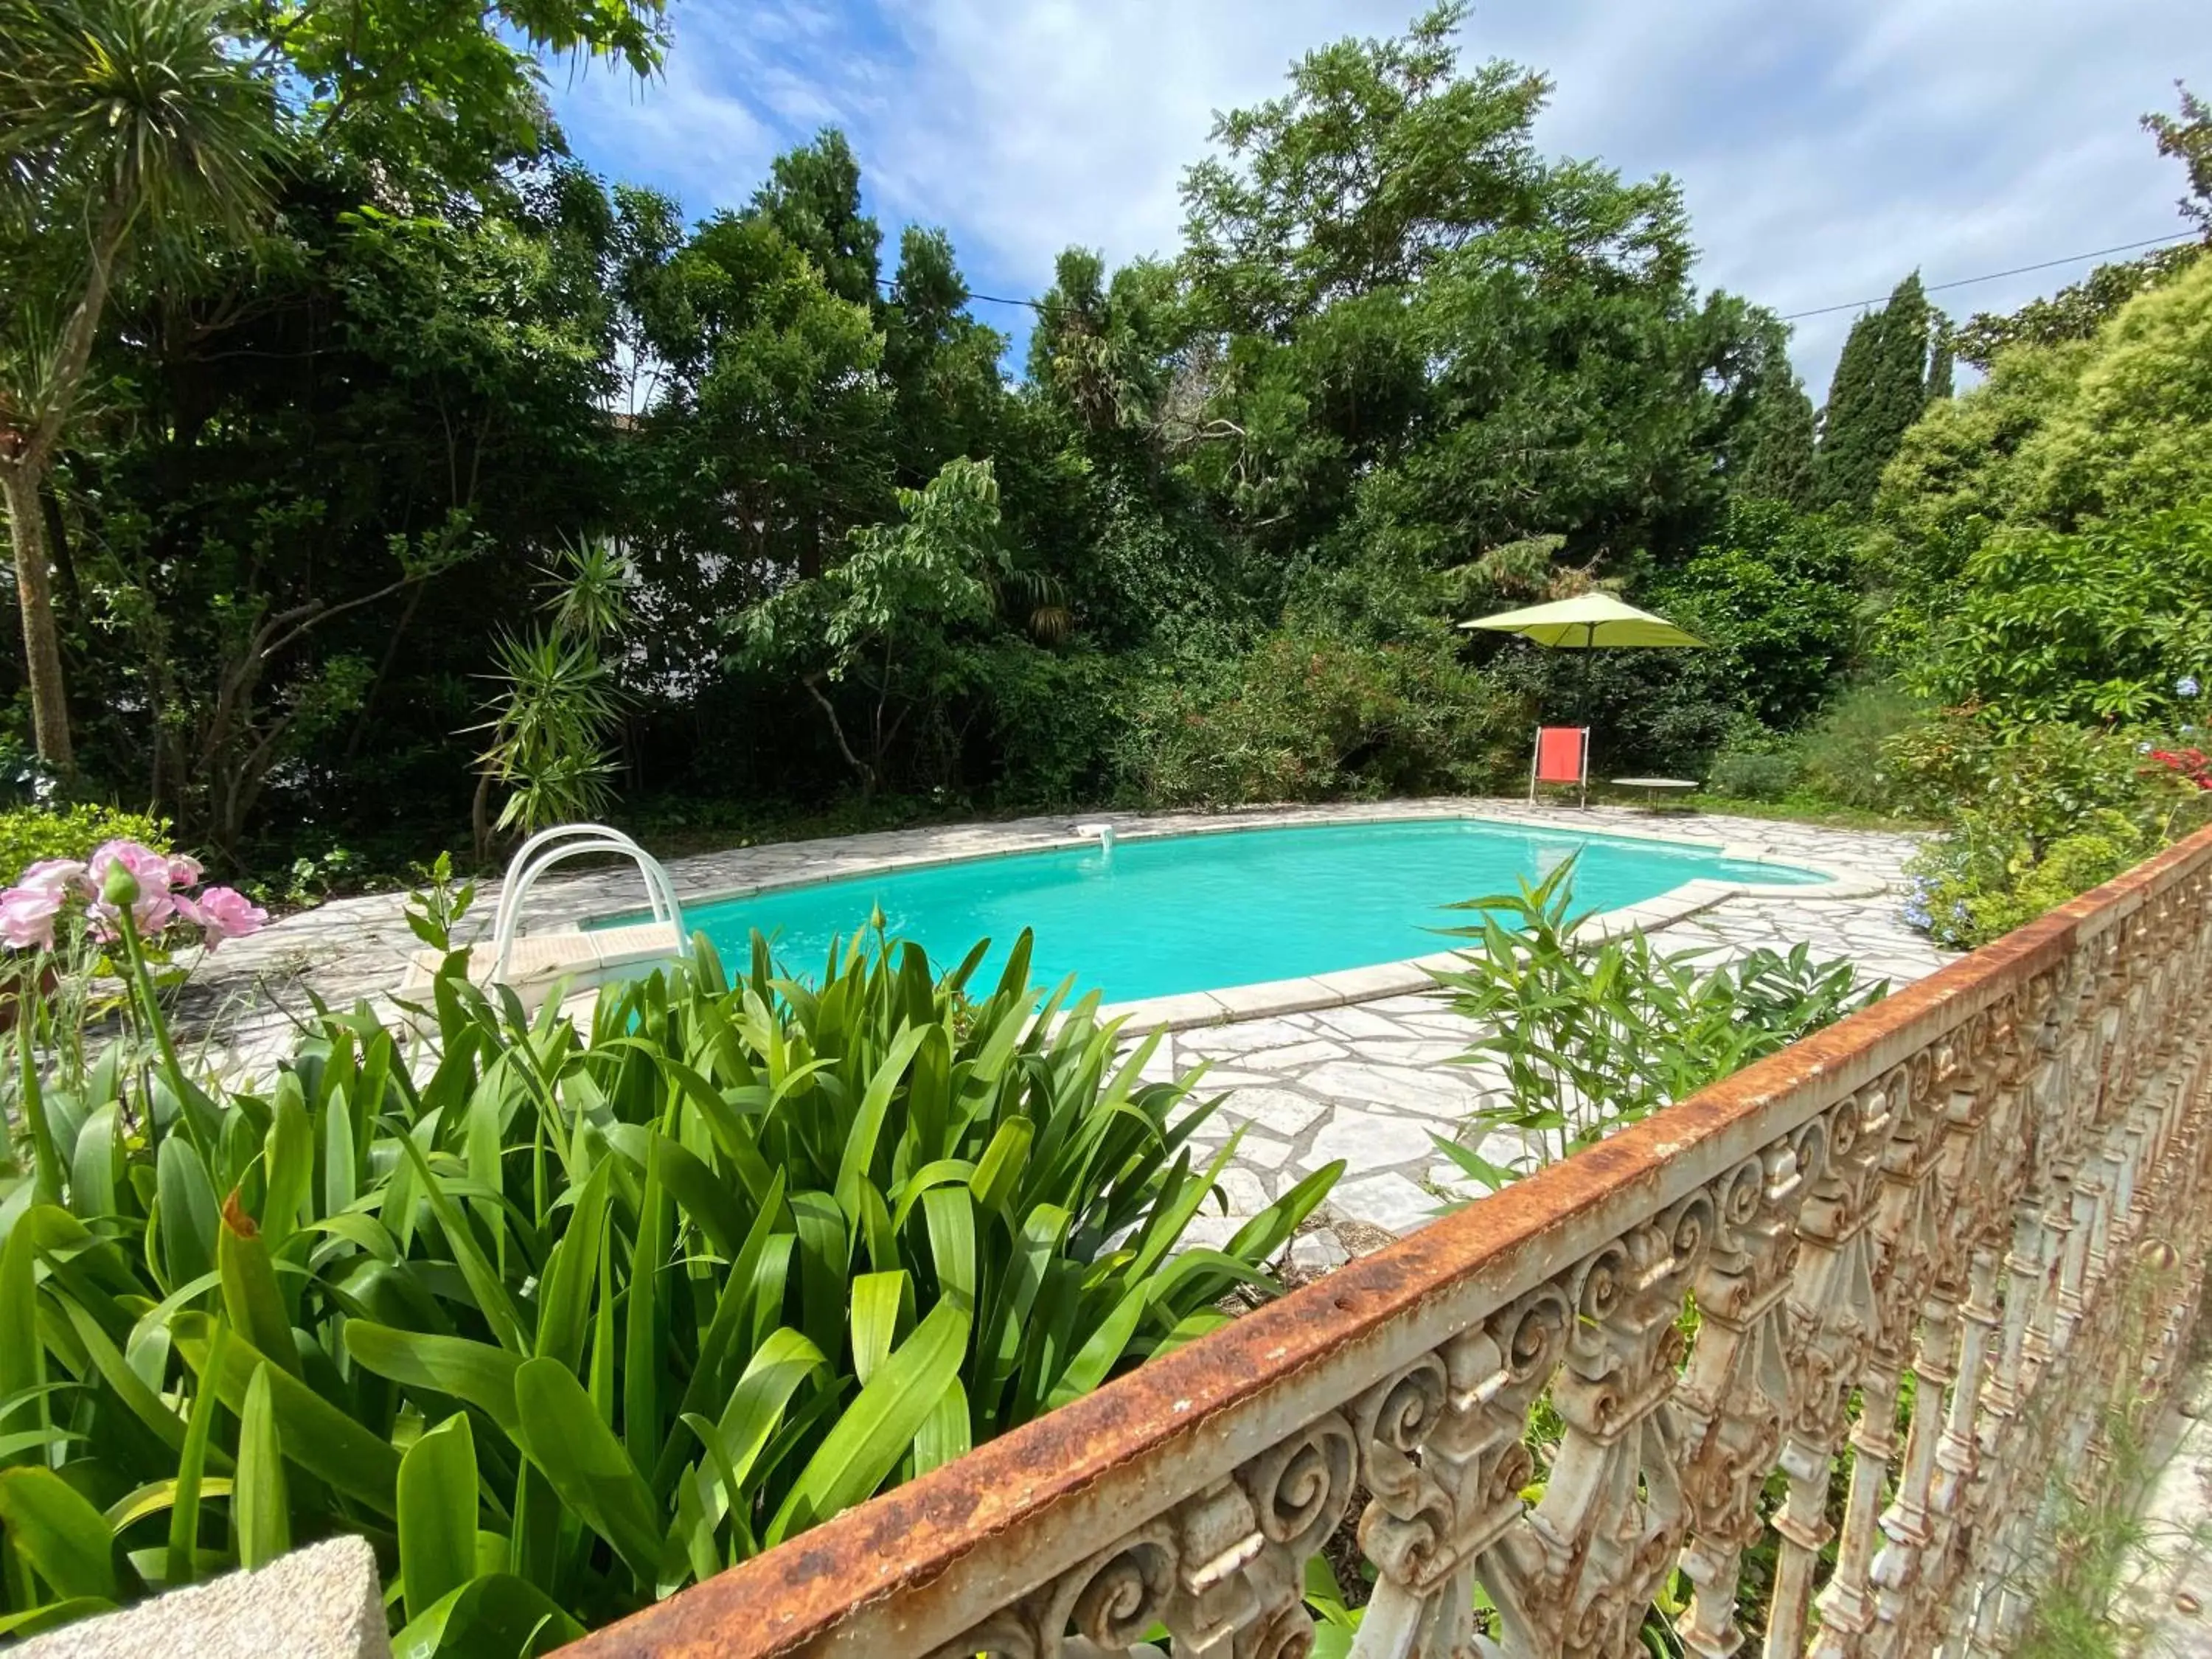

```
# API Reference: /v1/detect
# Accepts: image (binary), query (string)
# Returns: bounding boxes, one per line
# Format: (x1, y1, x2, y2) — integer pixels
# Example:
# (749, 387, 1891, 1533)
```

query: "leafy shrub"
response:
(1892, 715, 2212, 949)
(0, 803, 169, 880)
(1706, 749, 1798, 802)
(1791, 680, 1927, 812)
(1428, 858, 1882, 1187)
(1905, 815, 2148, 950)
(1119, 625, 1520, 805)
(972, 640, 1130, 806)
(1653, 500, 1862, 728)
(0, 923, 1335, 1647)
(1909, 500, 2212, 724)
(1882, 714, 2193, 845)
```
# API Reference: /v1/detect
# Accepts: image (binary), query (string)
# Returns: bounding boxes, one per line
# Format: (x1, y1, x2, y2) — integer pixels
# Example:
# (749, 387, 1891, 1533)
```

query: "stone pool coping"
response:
(554, 802, 1887, 1032)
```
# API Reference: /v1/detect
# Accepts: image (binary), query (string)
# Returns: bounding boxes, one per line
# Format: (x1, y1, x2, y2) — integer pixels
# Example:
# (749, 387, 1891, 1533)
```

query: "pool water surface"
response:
(616, 818, 1824, 1004)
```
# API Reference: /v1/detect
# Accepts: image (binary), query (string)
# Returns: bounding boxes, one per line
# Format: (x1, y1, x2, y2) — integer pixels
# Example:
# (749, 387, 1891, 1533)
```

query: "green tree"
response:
(883, 226, 1009, 484)
(2008, 253, 2212, 526)
(1734, 345, 1818, 507)
(1875, 254, 2212, 704)
(73, 159, 627, 857)
(748, 128, 882, 307)
(256, 0, 666, 192)
(1179, 1, 1560, 335)
(739, 458, 1007, 796)
(0, 0, 276, 775)
(1029, 248, 1180, 437)
(1655, 499, 1859, 726)
(623, 205, 893, 676)
(2143, 81, 2212, 234)
(1814, 272, 1941, 514)
(1168, 2, 1751, 577)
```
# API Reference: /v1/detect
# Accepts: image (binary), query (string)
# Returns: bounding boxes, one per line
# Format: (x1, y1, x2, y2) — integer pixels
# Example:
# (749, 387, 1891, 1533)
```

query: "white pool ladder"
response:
(487, 824, 687, 982)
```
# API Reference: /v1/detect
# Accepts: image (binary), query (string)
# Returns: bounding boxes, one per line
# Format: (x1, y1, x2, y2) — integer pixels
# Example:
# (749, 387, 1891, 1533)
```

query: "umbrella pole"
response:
(1579, 623, 1595, 809)
(1582, 622, 1594, 731)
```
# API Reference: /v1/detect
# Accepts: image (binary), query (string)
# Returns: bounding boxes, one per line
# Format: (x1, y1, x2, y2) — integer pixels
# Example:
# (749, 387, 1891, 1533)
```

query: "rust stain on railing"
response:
(571, 824, 2212, 1659)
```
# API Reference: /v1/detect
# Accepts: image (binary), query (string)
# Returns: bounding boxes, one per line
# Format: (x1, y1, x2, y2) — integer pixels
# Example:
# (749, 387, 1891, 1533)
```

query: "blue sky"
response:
(545, 0, 2208, 394)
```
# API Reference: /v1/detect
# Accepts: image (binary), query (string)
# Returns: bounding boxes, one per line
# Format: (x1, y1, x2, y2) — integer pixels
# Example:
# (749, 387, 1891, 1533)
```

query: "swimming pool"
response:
(616, 817, 1827, 1005)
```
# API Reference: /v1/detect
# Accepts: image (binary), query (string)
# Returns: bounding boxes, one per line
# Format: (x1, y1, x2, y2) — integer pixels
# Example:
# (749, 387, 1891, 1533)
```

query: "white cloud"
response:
(551, 0, 2208, 391)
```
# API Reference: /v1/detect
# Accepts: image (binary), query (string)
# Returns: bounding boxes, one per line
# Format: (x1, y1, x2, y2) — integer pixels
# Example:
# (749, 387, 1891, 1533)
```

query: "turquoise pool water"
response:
(627, 818, 1823, 1004)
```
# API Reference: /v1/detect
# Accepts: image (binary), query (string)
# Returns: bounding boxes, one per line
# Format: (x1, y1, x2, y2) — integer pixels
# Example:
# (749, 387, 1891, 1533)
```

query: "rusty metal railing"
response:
(571, 827, 2212, 1658)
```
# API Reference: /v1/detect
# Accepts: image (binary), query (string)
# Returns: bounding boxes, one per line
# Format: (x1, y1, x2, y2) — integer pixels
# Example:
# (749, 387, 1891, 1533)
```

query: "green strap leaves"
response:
(768, 1299, 969, 1546)
(398, 1413, 479, 1624)
(512, 1357, 665, 1584)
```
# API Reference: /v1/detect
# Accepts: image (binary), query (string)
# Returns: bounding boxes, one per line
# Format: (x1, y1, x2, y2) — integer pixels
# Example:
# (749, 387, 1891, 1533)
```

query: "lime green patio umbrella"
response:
(1459, 591, 1704, 723)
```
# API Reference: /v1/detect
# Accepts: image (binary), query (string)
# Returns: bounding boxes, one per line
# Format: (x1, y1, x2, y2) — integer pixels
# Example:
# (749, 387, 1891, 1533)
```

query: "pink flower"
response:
(15, 858, 88, 899)
(0, 884, 63, 950)
(192, 886, 267, 948)
(86, 838, 178, 939)
(166, 853, 205, 889)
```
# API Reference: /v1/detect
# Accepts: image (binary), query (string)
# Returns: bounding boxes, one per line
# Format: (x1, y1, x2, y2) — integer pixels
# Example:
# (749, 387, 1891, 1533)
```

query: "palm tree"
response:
(0, 0, 276, 776)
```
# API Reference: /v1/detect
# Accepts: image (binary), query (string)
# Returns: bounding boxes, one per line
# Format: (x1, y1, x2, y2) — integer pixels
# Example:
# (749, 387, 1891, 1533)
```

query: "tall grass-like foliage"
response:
(1429, 858, 1882, 1187)
(0, 909, 1335, 1649)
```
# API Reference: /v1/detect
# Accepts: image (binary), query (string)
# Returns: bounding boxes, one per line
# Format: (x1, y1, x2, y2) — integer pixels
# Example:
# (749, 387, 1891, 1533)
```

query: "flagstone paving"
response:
(179, 799, 1954, 1252)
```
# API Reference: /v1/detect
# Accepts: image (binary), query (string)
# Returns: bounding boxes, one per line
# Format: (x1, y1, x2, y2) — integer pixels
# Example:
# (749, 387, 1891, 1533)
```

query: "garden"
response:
(3, 0, 2212, 1649)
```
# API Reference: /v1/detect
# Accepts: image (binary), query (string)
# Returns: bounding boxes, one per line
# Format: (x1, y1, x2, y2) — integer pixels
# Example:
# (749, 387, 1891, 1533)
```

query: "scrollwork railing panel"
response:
(572, 835, 2212, 1659)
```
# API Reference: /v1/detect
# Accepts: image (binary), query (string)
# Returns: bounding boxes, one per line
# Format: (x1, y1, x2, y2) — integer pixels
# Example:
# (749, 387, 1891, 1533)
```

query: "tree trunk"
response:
(0, 462, 74, 776)
(38, 480, 78, 611)
(802, 672, 875, 799)
(0, 204, 125, 782)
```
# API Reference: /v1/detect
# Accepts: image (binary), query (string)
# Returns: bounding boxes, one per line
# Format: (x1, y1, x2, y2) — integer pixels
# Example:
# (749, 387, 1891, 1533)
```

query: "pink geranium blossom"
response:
(0, 884, 65, 950)
(192, 886, 268, 947)
(0, 838, 253, 953)
(16, 858, 88, 899)
(86, 838, 180, 939)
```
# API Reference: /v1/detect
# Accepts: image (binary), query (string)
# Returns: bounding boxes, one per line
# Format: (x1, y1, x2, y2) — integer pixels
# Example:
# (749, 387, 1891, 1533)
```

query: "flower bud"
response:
(101, 861, 140, 910)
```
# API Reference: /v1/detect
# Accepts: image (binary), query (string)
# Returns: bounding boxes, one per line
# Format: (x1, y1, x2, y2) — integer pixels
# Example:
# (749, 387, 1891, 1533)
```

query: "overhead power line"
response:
(869, 230, 2202, 324)
(1775, 232, 2199, 321)
(875, 274, 1041, 311)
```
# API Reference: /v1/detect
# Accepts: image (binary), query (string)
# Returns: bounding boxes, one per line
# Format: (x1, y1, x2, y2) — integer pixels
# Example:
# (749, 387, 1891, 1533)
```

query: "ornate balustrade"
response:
(574, 828, 2212, 1659)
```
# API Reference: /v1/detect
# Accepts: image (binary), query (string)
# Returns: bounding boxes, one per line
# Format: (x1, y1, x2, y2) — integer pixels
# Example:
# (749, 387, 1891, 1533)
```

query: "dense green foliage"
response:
(1, 1, 1873, 868)
(0, 0, 2205, 950)
(1813, 274, 1946, 515)
(1430, 858, 1882, 1184)
(1913, 502, 2212, 723)
(0, 806, 167, 886)
(0, 922, 1332, 1644)
(1889, 718, 2210, 947)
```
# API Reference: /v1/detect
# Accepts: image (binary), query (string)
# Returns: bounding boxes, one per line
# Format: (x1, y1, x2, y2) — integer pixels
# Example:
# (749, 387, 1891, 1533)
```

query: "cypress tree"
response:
(1736, 360, 1818, 507)
(1814, 271, 1935, 513)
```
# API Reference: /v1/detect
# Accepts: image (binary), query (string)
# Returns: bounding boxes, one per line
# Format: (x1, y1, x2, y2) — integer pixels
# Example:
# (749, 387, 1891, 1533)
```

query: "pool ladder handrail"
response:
(487, 824, 687, 983)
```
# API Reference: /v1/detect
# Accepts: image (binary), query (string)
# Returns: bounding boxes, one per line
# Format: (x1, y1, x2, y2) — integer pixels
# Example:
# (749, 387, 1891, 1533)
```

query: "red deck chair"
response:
(1528, 726, 1590, 807)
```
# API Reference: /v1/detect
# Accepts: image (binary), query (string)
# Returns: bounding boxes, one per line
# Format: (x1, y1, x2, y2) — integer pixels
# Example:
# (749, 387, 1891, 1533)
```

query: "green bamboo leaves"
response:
(1432, 856, 1882, 1186)
(0, 923, 1337, 1646)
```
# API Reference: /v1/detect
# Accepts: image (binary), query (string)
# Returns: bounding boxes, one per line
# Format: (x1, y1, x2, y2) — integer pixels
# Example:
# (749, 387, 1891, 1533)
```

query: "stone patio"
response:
(177, 800, 1952, 1252)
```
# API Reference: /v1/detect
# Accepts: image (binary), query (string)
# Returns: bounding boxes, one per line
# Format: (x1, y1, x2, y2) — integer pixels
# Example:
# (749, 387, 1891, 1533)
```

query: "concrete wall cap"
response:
(18, 1536, 389, 1659)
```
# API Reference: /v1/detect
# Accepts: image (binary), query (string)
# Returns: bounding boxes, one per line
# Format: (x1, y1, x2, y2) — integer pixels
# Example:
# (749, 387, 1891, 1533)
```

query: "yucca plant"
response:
(473, 540, 634, 851)
(0, 896, 1335, 1650)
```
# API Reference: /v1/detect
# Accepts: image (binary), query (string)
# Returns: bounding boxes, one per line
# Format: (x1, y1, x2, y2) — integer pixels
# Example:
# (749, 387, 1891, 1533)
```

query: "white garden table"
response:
(1610, 776, 1699, 811)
